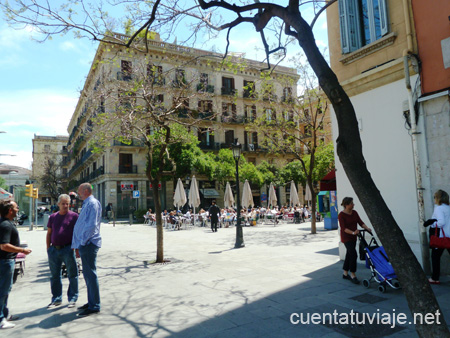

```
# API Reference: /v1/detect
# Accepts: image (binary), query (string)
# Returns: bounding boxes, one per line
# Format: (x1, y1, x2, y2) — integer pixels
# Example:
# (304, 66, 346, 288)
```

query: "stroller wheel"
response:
(392, 279, 400, 288)
(363, 279, 370, 288)
(378, 284, 386, 293)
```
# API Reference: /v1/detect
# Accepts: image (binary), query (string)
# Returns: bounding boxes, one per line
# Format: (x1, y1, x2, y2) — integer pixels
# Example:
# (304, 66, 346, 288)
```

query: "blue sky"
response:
(0, 4, 328, 170)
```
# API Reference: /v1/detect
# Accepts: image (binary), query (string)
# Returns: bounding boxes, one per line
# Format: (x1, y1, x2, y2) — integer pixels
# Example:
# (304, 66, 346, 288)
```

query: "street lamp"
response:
(232, 139, 244, 248)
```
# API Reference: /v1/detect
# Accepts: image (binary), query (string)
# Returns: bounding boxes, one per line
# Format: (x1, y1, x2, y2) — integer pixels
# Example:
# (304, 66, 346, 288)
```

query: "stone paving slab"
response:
(5, 221, 449, 337)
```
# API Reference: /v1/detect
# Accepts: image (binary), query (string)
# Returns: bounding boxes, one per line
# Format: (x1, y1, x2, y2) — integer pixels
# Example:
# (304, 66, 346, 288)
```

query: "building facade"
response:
(327, 0, 450, 268)
(32, 135, 69, 204)
(64, 32, 335, 217)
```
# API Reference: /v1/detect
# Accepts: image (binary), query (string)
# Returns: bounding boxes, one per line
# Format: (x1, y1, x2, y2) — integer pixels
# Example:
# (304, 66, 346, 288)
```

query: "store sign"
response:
(121, 182, 134, 191)
(149, 183, 162, 190)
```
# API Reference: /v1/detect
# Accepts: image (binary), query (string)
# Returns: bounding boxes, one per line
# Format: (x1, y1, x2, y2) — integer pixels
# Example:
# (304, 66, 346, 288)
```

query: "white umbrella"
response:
(188, 176, 200, 226)
(174, 178, 187, 209)
(305, 184, 312, 203)
(241, 180, 254, 209)
(224, 181, 235, 208)
(290, 181, 300, 207)
(267, 182, 277, 208)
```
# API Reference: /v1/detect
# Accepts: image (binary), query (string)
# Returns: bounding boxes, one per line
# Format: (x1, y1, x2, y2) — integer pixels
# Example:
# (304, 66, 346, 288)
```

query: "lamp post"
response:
(232, 139, 244, 248)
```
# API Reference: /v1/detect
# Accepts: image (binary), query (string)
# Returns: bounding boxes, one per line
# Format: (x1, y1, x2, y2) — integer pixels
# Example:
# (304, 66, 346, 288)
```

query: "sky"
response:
(0, 2, 329, 170)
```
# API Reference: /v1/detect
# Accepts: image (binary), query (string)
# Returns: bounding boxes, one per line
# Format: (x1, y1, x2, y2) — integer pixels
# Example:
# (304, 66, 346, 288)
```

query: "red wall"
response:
(412, 0, 450, 94)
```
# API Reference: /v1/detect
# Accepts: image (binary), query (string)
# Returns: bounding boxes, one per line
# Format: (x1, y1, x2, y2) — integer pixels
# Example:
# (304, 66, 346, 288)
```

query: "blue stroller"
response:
(358, 230, 401, 293)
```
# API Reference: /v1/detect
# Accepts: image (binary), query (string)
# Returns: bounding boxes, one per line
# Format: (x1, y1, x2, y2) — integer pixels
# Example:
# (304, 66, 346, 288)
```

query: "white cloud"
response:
(60, 41, 76, 51)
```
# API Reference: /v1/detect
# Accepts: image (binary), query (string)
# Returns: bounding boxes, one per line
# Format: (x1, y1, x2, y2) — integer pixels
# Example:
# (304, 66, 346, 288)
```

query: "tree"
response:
(0, 177, 7, 190)
(76, 42, 220, 263)
(39, 158, 66, 203)
(3, 1, 447, 335)
(253, 66, 331, 233)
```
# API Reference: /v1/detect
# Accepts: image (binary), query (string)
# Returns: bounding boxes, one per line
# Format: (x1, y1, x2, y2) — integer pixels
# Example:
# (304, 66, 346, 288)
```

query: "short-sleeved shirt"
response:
(339, 210, 364, 243)
(48, 211, 79, 246)
(0, 219, 20, 259)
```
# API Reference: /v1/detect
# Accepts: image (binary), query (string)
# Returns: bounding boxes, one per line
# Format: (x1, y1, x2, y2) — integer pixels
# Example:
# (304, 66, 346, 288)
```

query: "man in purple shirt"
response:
(72, 183, 102, 317)
(46, 194, 79, 309)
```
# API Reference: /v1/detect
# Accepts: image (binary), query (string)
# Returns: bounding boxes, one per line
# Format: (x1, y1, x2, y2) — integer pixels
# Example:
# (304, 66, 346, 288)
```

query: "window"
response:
(265, 108, 276, 122)
(222, 103, 237, 122)
(147, 64, 164, 85)
(198, 128, 214, 147)
(244, 131, 258, 151)
(120, 60, 132, 81)
(245, 105, 257, 122)
(225, 130, 234, 145)
(44, 144, 50, 151)
(243, 80, 256, 98)
(221, 77, 235, 95)
(282, 87, 293, 102)
(174, 69, 186, 87)
(119, 153, 133, 174)
(339, 0, 388, 53)
(198, 100, 213, 113)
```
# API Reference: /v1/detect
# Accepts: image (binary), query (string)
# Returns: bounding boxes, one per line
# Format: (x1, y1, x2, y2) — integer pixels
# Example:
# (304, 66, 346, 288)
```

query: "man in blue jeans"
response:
(72, 183, 102, 317)
(0, 200, 32, 329)
(46, 194, 79, 309)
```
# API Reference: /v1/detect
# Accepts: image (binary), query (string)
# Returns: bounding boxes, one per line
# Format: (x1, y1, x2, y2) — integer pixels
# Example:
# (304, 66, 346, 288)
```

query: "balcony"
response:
(113, 139, 145, 147)
(119, 165, 138, 174)
(243, 90, 257, 99)
(68, 149, 93, 177)
(281, 95, 295, 104)
(199, 142, 220, 150)
(172, 79, 188, 88)
(197, 83, 215, 93)
(221, 87, 237, 96)
(199, 112, 214, 120)
(148, 76, 165, 86)
(221, 115, 245, 124)
(262, 93, 278, 102)
(117, 71, 134, 82)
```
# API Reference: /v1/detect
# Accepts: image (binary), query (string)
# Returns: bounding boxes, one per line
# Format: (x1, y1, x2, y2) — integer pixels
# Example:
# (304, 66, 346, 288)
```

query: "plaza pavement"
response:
(6, 220, 450, 337)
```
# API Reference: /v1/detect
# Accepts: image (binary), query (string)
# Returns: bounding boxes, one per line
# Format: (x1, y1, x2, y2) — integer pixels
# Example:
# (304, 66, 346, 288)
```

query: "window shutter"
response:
(339, 0, 361, 53)
(378, 0, 389, 36)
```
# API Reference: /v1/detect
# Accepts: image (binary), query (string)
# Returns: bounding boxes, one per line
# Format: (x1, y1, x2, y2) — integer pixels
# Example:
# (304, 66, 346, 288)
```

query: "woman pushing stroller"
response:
(339, 197, 372, 284)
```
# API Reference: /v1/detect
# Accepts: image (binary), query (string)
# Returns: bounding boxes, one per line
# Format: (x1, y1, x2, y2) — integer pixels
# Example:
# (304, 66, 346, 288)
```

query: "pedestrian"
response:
(72, 183, 102, 317)
(425, 190, 450, 284)
(105, 203, 112, 221)
(46, 194, 79, 309)
(0, 200, 32, 329)
(208, 200, 220, 232)
(338, 197, 372, 284)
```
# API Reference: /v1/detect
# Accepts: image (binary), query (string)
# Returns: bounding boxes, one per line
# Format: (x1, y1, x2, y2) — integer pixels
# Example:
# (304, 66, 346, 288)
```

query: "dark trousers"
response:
(431, 247, 450, 281)
(343, 241, 357, 273)
(211, 219, 218, 232)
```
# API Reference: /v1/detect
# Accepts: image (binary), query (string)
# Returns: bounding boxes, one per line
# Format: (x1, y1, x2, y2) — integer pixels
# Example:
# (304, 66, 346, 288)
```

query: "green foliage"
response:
(307, 142, 335, 182)
(280, 161, 306, 185)
(169, 141, 216, 179)
(134, 208, 147, 220)
(240, 162, 264, 187)
(0, 177, 8, 190)
(257, 161, 283, 186)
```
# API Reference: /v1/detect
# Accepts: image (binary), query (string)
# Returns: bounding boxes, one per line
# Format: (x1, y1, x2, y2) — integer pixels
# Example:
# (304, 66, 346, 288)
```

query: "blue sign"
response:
(261, 193, 267, 202)
(133, 190, 140, 198)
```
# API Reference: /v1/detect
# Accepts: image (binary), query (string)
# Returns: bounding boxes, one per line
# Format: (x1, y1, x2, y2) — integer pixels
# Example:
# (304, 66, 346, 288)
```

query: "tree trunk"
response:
(310, 187, 316, 234)
(288, 12, 449, 338)
(151, 178, 164, 263)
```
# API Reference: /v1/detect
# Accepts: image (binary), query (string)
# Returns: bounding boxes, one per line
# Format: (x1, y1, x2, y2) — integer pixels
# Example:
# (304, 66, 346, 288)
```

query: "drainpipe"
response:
(402, 0, 430, 273)
(403, 55, 429, 273)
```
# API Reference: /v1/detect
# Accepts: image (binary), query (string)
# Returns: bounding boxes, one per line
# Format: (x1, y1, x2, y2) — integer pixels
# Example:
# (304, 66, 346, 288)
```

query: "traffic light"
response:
(32, 188, 39, 199)
(25, 184, 33, 197)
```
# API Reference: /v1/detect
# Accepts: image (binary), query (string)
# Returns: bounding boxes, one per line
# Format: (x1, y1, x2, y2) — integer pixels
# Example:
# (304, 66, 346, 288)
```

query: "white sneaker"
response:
(0, 318, 15, 329)
(68, 301, 76, 308)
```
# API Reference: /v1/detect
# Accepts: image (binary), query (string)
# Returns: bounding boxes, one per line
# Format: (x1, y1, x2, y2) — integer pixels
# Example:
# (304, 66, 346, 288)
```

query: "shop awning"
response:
(201, 189, 220, 198)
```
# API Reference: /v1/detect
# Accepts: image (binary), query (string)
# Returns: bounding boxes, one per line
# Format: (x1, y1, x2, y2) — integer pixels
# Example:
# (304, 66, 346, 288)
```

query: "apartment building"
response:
(64, 32, 335, 217)
(31, 135, 69, 204)
(327, 0, 450, 267)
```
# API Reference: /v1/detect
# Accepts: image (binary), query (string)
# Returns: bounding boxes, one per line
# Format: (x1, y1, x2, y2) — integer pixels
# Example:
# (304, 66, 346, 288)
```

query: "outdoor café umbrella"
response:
(241, 180, 254, 209)
(290, 181, 300, 207)
(188, 176, 201, 225)
(267, 182, 277, 208)
(174, 178, 187, 210)
(305, 184, 312, 205)
(224, 181, 235, 208)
